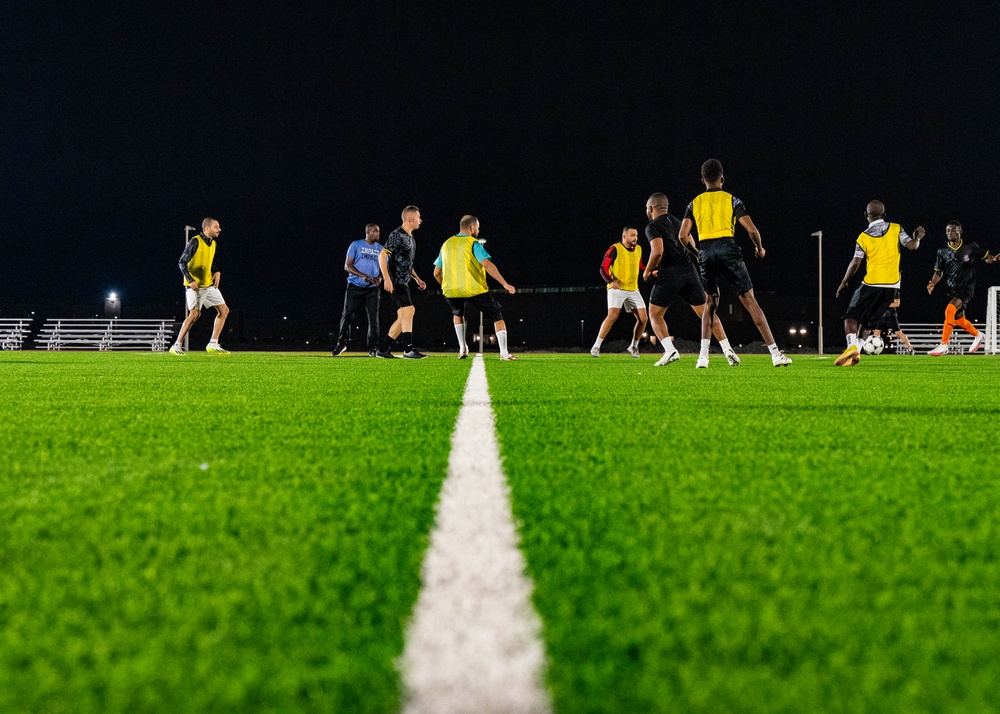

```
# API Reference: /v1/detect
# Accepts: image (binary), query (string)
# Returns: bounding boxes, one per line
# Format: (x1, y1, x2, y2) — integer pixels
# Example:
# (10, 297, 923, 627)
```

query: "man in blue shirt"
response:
(333, 224, 384, 356)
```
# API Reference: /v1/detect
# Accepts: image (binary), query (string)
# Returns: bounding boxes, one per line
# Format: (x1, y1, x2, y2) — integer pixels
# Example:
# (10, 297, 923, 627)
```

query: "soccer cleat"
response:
(696, 354, 709, 369)
(332, 343, 347, 356)
(928, 343, 949, 356)
(626, 345, 640, 359)
(590, 347, 600, 358)
(168, 344, 185, 356)
(458, 349, 469, 360)
(969, 333, 984, 353)
(206, 344, 230, 354)
(369, 349, 377, 357)
(835, 345, 860, 366)
(499, 353, 518, 361)
(725, 350, 741, 367)
(654, 351, 680, 367)
(772, 351, 792, 367)
(376, 349, 396, 359)
(402, 349, 427, 360)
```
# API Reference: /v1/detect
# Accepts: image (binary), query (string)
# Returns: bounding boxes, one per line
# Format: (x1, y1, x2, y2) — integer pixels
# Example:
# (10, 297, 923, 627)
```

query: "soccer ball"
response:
(862, 335, 885, 355)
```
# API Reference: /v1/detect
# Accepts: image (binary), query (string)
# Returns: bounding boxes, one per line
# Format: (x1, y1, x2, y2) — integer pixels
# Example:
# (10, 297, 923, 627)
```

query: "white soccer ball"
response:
(862, 335, 885, 355)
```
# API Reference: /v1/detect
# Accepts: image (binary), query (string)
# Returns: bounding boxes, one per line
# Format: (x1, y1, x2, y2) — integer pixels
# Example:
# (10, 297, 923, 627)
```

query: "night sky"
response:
(5, 2, 1000, 338)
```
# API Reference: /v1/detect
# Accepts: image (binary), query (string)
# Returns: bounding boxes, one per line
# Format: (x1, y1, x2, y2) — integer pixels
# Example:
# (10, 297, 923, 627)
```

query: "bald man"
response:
(643, 192, 740, 367)
(835, 200, 924, 366)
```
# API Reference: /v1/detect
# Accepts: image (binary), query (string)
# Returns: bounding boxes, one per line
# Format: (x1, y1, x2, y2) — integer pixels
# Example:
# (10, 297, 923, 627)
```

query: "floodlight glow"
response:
(789, 328, 797, 334)
(799, 328, 807, 334)
(109, 293, 118, 300)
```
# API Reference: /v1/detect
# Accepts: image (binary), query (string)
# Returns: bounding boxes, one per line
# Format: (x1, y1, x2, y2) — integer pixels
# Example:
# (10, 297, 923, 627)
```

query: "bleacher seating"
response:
(1, 318, 33, 350)
(892, 323, 982, 355)
(36, 318, 178, 351)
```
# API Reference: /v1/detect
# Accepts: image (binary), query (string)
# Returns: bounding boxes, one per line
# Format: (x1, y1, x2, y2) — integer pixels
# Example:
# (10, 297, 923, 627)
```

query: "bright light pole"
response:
(811, 231, 823, 355)
(183, 225, 196, 351)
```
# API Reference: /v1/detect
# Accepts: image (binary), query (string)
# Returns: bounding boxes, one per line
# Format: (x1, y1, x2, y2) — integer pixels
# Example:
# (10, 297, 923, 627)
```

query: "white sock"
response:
(767, 343, 780, 356)
(662, 336, 675, 354)
(630, 339, 639, 350)
(208, 339, 219, 346)
(454, 323, 468, 352)
(700, 339, 711, 356)
(847, 333, 858, 349)
(497, 329, 509, 356)
(593, 336, 604, 349)
(720, 338, 732, 353)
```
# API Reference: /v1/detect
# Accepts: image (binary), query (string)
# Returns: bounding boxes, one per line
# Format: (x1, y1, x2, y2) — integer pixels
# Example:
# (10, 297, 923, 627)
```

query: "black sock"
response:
(401, 332, 413, 351)
(378, 335, 394, 352)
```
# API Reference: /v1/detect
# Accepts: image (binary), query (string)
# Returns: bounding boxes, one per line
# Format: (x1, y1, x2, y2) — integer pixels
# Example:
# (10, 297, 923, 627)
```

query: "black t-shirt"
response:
(644, 214, 693, 274)
(934, 241, 988, 294)
(383, 227, 416, 285)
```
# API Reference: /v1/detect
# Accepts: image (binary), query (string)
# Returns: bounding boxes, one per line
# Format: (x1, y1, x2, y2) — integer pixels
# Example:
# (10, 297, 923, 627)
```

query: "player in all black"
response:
(926, 221, 997, 355)
(376, 205, 428, 359)
(642, 193, 740, 367)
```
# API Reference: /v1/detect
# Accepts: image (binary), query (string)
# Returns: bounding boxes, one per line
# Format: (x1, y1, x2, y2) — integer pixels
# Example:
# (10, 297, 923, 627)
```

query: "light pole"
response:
(183, 225, 196, 351)
(811, 230, 823, 355)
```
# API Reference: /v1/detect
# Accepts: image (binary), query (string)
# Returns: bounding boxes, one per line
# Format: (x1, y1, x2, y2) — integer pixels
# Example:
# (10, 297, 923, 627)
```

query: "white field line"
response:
(400, 355, 551, 714)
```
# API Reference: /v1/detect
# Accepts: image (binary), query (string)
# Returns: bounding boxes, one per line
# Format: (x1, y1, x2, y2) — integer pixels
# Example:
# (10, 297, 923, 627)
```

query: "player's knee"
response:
(607, 308, 621, 319)
(217, 304, 230, 318)
(189, 309, 201, 322)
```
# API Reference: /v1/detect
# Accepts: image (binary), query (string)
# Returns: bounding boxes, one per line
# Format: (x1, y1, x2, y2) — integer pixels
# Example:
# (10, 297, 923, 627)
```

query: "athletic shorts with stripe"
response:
(844, 284, 896, 328)
(445, 292, 504, 323)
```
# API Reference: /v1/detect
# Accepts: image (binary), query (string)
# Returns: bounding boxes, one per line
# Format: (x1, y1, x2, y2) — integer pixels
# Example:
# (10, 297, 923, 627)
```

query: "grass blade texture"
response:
(487, 354, 1000, 714)
(0, 352, 469, 714)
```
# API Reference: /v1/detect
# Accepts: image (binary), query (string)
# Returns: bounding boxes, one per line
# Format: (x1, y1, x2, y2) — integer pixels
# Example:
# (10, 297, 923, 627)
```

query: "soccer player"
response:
(432, 215, 517, 361)
(643, 192, 741, 367)
(925, 221, 997, 355)
(835, 201, 924, 366)
(375, 205, 428, 359)
(678, 160, 791, 368)
(591, 227, 647, 358)
(871, 293, 914, 354)
(169, 217, 230, 355)
(333, 223, 383, 357)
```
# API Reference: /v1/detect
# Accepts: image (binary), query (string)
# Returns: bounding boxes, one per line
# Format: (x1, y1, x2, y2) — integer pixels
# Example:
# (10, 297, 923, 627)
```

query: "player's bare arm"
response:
(346, 256, 374, 284)
(906, 226, 925, 250)
(836, 256, 864, 298)
(927, 270, 942, 294)
(411, 269, 427, 290)
(677, 219, 699, 257)
(738, 215, 765, 258)
(482, 260, 516, 294)
(378, 251, 394, 293)
(213, 272, 221, 288)
(643, 237, 663, 281)
(433, 266, 443, 285)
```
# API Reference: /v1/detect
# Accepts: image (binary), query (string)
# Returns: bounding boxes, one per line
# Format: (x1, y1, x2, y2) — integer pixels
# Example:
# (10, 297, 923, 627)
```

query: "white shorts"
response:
(607, 289, 645, 313)
(186, 286, 226, 311)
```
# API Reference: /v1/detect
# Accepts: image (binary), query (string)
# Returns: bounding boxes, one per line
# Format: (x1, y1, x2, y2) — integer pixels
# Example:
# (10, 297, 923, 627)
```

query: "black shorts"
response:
(698, 238, 753, 296)
(874, 307, 900, 333)
(948, 290, 973, 312)
(844, 284, 896, 328)
(391, 282, 414, 308)
(445, 292, 504, 323)
(649, 264, 707, 308)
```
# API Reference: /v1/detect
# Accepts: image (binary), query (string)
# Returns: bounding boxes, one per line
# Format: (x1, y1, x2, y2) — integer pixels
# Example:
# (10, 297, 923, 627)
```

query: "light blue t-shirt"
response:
(433, 235, 491, 268)
(346, 239, 384, 287)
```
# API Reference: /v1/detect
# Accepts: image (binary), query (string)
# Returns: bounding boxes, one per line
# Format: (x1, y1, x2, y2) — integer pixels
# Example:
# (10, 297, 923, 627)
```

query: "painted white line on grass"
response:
(400, 355, 551, 714)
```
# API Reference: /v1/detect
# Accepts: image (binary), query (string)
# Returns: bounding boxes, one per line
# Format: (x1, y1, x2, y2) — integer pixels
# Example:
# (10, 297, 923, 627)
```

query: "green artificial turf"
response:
(0, 352, 470, 714)
(486, 354, 1000, 714)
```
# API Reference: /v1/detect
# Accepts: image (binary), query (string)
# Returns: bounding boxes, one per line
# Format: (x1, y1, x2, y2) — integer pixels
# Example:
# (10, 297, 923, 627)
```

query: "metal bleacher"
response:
(36, 318, 178, 351)
(1, 318, 33, 350)
(893, 323, 981, 355)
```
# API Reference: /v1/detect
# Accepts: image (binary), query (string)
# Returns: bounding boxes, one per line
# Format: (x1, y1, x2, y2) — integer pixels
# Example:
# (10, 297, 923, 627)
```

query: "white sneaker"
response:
(590, 347, 600, 358)
(725, 350, 740, 366)
(499, 353, 518, 361)
(626, 345, 640, 359)
(772, 351, 792, 367)
(168, 344, 185, 356)
(928, 343, 948, 356)
(970, 333, 984, 353)
(654, 351, 679, 366)
(458, 348, 469, 360)
(696, 353, 709, 369)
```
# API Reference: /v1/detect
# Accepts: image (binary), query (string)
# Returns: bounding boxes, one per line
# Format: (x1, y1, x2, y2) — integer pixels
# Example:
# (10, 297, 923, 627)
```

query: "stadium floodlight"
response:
(811, 231, 824, 355)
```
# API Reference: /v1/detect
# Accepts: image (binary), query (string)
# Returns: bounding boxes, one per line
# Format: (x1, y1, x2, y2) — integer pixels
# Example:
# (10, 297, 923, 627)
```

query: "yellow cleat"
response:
(834, 345, 860, 366)
(206, 345, 230, 354)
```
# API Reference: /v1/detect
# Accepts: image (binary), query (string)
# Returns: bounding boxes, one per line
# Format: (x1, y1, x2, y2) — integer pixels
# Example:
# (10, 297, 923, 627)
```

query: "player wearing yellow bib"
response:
(835, 200, 924, 366)
(590, 227, 648, 358)
(679, 159, 791, 368)
(169, 217, 230, 355)
(432, 215, 517, 360)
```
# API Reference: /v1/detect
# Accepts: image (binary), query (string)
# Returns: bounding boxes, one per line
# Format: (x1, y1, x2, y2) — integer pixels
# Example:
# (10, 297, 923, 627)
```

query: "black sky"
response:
(4, 1, 1000, 328)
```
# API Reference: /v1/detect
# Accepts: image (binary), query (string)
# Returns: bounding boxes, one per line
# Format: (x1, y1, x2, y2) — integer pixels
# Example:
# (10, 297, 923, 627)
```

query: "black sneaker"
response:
(368, 349, 377, 357)
(375, 349, 396, 359)
(332, 343, 347, 356)
(402, 349, 427, 360)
